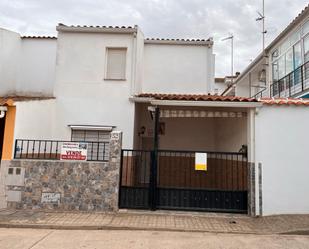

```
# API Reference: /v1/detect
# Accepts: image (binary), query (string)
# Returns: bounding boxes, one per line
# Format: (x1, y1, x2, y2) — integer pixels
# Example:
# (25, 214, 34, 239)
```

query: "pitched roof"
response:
(137, 93, 258, 102)
(56, 23, 137, 34)
(136, 93, 309, 106)
(260, 98, 309, 106)
(144, 37, 213, 46)
(21, 36, 57, 39)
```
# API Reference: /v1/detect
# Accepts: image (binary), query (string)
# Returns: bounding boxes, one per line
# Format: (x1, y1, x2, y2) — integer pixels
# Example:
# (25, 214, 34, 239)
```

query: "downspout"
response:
(130, 26, 138, 95)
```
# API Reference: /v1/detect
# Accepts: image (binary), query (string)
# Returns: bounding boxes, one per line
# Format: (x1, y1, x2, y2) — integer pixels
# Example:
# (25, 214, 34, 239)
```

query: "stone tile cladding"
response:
(5, 131, 122, 211)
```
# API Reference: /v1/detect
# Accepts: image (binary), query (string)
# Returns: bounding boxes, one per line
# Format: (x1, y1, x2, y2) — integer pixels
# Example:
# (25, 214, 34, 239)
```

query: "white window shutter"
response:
(106, 48, 126, 80)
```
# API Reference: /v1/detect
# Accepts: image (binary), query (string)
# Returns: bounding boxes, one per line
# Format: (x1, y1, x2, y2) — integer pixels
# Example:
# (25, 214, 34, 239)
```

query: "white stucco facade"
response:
(0, 28, 20, 95)
(17, 38, 56, 96)
(255, 105, 309, 215)
(14, 99, 55, 140)
(0, 28, 56, 97)
(48, 25, 214, 148)
(143, 42, 214, 94)
(4, 24, 309, 216)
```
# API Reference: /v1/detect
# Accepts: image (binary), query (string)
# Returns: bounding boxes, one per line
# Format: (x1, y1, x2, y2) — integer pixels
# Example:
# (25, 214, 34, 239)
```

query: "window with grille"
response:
(105, 48, 127, 80)
(71, 130, 110, 161)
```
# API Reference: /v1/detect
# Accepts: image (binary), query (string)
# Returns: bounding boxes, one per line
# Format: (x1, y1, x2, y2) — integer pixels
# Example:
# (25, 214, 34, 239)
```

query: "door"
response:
(0, 116, 5, 160)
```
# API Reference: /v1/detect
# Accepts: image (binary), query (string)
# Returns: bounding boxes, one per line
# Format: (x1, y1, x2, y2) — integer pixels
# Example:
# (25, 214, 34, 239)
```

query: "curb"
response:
(0, 222, 279, 235)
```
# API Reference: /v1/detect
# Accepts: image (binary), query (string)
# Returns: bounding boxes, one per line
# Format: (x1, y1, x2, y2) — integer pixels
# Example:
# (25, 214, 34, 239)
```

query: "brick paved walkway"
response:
(0, 209, 309, 234)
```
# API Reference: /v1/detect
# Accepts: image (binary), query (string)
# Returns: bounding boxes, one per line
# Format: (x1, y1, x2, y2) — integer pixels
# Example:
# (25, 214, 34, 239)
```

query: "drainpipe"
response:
(130, 26, 138, 95)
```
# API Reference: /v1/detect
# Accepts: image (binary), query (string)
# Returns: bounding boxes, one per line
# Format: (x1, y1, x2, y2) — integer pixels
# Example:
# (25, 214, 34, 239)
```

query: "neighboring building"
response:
(1, 23, 309, 216)
(214, 73, 239, 95)
(226, 4, 309, 99)
(0, 28, 57, 97)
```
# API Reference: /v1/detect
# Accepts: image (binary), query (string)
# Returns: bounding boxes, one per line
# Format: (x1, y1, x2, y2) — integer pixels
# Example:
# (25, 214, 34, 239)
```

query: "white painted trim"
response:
(129, 97, 152, 103)
(149, 99, 262, 108)
(68, 125, 114, 131)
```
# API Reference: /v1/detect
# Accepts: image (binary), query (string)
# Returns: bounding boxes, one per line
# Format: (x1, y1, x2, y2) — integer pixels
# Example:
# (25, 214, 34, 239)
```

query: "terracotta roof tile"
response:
(21, 36, 57, 39)
(137, 94, 309, 106)
(58, 23, 135, 29)
(260, 98, 309, 106)
(145, 38, 211, 42)
(137, 93, 258, 102)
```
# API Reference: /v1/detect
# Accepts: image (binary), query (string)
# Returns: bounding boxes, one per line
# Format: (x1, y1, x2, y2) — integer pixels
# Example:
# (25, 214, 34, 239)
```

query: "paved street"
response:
(1, 228, 309, 249)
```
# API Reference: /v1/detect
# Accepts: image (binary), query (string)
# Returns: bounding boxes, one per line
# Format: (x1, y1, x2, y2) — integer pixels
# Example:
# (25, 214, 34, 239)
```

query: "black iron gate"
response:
(119, 149, 248, 213)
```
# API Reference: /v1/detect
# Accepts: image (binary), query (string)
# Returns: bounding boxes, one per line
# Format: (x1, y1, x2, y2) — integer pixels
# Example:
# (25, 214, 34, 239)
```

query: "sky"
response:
(0, 0, 308, 76)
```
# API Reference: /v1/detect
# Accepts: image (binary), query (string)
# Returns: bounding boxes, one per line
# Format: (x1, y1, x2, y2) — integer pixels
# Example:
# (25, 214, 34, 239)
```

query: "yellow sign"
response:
(195, 153, 207, 171)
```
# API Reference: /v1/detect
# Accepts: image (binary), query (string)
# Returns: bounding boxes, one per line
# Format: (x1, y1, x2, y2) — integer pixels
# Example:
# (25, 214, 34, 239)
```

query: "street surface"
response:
(1, 228, 309, 249)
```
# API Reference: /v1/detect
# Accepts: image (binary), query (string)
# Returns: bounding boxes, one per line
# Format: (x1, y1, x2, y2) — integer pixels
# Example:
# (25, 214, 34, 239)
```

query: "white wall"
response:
(255, 106, 309, 215)
(215, 117, 247, 152)
(14, 99, 55, 140)
(0, 28, 56, 97)
(53, 31, 136, 148)
(17, 39, 57, 96)
(0, 28, 21, 95)
(143, 44, 214, 94)
(235, 76, 251, 97)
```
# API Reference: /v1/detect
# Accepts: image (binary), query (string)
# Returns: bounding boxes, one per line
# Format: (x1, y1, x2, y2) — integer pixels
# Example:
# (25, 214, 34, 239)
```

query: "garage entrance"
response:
(119, 149, 248, 213)
(119, 103, 250, 213)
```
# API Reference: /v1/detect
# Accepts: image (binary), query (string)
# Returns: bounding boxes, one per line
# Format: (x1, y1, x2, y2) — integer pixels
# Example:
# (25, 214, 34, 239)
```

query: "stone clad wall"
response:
(0, 131, 122, 212)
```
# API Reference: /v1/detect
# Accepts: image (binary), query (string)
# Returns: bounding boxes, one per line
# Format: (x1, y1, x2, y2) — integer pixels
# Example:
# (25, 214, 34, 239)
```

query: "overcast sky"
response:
(0, 0, 308, 76)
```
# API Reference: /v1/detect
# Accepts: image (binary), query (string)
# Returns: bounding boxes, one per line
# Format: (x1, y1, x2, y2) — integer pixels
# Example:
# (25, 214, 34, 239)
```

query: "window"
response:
(278, 56, 285, 79)
(272, 61, 279, 81)
(105, 48, 127, 80)
(71, 130, 110, 142)
(285, 48, 293, 74)
(304, 35, 309, 63)
(303, 20, 309, 36)
(293, 42, 302, 68)
(272, 49, 279, 61)
(280, 38, 290, 54)
(290, 30, 300, 45)
(71, 130, 110, 161)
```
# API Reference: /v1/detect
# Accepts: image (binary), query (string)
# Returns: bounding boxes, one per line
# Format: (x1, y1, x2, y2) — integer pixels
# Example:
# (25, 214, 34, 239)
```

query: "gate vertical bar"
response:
(118, 149, 124, 208)
(149, 106, 160, 210)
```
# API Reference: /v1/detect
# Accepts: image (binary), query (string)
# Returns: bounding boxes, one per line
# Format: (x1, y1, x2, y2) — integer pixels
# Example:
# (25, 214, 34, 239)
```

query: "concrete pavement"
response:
(1, 209, 309, 235)
(1, 228, 309, 249)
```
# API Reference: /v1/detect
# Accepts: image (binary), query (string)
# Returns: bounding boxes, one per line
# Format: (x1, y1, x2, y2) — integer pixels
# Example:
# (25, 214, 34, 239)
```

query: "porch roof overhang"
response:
(0, 96, 55, 106)
(130, 94, 262, 108)
(149, 99, 262, 108)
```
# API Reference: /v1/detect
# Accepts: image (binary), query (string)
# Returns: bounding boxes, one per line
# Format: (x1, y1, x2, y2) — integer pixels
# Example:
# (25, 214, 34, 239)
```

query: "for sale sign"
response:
(60, 142, 88, 161)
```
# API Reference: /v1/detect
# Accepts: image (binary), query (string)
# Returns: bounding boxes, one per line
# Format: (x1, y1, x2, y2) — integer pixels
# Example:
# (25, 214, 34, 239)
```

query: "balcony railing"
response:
(14, 139, 110, 162)
(270, 61, 309, 98)
(252, 88, 267, 99)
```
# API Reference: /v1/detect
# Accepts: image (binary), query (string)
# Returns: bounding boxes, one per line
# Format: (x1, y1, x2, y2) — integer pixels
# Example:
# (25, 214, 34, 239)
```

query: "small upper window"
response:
(105, 48, 127, 80)
(302, 20, 309, 36)
(271, 49, 279, 61)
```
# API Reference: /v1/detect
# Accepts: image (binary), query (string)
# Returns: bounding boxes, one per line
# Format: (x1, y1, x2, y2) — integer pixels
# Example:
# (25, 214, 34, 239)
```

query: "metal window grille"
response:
(71, 130, 110, 161)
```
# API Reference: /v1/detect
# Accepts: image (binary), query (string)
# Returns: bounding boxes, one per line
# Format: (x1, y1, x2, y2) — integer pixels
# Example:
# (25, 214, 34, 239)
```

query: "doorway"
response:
(0, 115, 5, 160)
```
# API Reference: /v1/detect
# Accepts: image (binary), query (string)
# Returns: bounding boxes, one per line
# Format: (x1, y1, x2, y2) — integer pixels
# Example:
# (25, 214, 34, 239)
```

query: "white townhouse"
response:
(0, 24, 215, 153)
(1, 23, 309, 216)
(226, 4, 309, 99)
